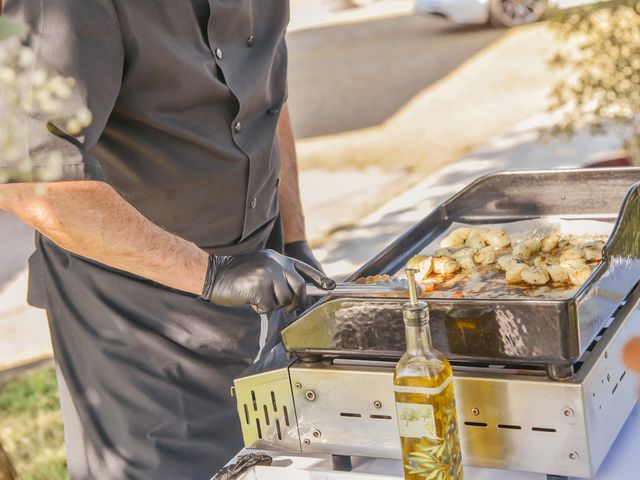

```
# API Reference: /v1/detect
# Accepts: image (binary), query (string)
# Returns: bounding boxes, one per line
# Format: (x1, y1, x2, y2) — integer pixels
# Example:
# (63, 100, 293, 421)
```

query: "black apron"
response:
(29, 217, 290, 480)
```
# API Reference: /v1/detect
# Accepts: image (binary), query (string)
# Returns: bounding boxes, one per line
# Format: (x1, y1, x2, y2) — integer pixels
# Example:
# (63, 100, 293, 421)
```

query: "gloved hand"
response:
(202, 249, 335, 314)
(284, 240, 324, 273)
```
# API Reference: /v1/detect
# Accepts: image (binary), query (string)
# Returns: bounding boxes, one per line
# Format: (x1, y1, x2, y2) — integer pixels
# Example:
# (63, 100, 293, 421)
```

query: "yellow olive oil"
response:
(394, 270, 463, 480)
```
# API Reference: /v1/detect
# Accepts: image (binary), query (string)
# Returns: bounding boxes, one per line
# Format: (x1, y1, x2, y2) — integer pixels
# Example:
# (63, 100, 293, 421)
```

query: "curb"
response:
(0, 356, 54, 384)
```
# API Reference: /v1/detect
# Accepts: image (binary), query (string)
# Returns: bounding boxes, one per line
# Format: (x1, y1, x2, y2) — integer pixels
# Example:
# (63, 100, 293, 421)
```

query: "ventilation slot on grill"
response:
(243, 404, 250, 425)
(271, 391, 278, 412)
(251, 390, 258, 411)
(612, 370, 627, 395)
(532, 427, 557, 433)
(464, 421, 488, 427)
(340, 413, 362, 418)
(370, 415, 392, 420)
(256, 418, 262, 439)
(275, 419, 282, 441)
(498, 424, 522, 430)
(283, 406, 290, 427)
(263, 405, 270, 425)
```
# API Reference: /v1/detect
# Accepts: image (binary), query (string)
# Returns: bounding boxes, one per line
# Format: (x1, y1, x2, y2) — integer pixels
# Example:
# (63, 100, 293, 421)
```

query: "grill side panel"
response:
(233, 367, 301, 453)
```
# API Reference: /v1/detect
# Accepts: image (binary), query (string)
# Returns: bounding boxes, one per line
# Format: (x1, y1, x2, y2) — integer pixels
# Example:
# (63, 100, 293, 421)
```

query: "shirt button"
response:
(233, 121, 242, 133)
(250, 198, 257, 209)
(267, 107, 280, 116)
(215, 48, 223, 60)
(247, 35, 255, 47)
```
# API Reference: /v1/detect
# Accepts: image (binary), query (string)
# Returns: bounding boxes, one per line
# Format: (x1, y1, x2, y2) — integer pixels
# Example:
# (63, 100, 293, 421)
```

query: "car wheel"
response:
(489, 0, 546, 27)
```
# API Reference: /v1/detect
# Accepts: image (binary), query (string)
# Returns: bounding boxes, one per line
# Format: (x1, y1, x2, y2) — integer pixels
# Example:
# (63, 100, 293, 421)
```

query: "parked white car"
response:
(415, 0, 598, 27)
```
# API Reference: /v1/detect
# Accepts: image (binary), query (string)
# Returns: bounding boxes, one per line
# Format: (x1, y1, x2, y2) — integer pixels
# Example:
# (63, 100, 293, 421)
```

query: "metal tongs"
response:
(306, 279, 420, 297)
(212, 453, 272, 480)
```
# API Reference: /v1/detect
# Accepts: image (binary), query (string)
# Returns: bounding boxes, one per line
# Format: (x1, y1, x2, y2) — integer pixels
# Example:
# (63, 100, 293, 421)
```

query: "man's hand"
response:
(284, 240, 324, 273)
(202, 250, 335, 314)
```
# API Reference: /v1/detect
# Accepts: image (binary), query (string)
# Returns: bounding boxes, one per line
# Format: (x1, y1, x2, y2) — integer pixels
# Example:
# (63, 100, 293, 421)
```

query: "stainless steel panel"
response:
(287, 363, 592, 477)
(290, 363, 400, 459)
(454, 373, 589, 477)
(234, 367, 301, 452)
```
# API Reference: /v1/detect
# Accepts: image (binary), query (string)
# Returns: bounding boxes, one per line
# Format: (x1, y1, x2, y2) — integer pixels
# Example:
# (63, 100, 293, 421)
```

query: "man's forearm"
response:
(277, 103, 306, 243)
(0, 181, 208, 295)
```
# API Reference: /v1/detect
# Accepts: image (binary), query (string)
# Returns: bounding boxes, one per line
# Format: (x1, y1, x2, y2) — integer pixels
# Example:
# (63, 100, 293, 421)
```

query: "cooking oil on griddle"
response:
(394, 269, 463, 480)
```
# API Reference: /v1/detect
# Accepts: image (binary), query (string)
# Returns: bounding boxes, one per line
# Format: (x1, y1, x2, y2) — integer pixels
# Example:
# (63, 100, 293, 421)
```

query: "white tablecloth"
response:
(224, 403, 639, 479)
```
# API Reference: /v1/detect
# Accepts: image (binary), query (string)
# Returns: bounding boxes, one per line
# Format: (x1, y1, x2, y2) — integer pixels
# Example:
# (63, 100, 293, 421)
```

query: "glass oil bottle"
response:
(394, 269, 463, 480)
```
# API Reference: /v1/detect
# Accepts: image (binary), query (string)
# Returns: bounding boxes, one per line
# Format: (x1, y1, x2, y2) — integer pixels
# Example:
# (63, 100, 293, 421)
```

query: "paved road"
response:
(0, 211, 49, 370)
(0, 212, 33, 292)
(287, 14, 504, 138)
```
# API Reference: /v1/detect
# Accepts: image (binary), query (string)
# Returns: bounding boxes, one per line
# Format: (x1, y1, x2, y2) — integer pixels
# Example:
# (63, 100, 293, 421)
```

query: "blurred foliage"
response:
(0, 17, 92, 183)
(0, 18, 28, 41)
(547, 1, 640, 162)
(0, 368, 68, 480)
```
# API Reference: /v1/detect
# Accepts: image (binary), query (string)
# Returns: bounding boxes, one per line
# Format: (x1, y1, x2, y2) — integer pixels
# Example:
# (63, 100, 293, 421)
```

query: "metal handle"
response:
(306, 281, 415, 297)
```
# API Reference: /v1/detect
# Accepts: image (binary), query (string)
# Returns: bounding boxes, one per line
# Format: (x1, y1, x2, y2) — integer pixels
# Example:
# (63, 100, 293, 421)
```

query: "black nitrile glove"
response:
(284, 240, 324, 273)
(201, 249, 335, 314)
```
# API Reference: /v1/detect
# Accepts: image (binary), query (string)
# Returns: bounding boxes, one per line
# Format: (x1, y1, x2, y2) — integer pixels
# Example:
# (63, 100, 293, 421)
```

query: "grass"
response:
(0, 368, 68, 480)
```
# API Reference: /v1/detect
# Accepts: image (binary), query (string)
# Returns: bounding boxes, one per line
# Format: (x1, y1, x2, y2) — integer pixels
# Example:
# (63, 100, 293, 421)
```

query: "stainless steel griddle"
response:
(232, 168, 640, 479)
(285, 168, 640, 377)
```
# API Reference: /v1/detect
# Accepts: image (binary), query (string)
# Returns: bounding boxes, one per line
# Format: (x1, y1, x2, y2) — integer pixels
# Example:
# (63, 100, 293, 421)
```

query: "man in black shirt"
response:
(0, 1, 332, 478)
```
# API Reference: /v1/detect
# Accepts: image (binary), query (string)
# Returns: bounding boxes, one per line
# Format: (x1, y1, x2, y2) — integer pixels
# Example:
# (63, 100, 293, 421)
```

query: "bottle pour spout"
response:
(404, 268, 429, 326)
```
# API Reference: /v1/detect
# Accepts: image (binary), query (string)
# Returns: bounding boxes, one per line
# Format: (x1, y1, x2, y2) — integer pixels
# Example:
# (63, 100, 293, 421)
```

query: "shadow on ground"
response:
(287, 13, 504, 138)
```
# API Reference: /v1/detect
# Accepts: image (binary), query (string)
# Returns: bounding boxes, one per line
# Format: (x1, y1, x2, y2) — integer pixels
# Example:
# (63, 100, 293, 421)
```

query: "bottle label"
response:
(394, 374, 452, 396)
(396, 402, 437, 439)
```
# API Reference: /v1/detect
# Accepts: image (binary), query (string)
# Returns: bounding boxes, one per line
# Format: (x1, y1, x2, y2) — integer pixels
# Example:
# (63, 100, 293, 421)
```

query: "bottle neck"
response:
(404, 321, 433, 355)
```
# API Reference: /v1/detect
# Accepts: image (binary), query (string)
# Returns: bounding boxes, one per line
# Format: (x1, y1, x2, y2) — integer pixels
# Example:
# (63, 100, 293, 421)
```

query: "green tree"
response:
(547, 1, 640, 163)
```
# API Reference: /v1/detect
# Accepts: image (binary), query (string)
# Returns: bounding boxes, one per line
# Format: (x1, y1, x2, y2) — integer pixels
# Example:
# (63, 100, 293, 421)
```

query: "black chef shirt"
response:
(4, 0, 288, 253)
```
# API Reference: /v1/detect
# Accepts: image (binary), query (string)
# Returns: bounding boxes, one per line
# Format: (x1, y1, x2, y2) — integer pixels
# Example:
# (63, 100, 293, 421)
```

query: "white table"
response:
(222, 403, 639, 480)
